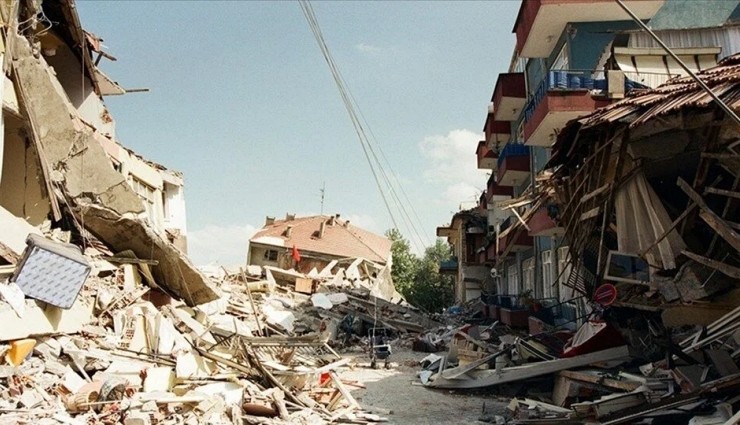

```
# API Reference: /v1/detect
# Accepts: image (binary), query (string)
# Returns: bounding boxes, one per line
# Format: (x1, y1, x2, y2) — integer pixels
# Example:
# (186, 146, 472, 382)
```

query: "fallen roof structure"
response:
(544, 54, 740, 311)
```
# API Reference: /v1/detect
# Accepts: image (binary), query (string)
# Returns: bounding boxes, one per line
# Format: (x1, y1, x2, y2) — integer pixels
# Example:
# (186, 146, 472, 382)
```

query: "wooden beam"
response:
(580, 183, 611, 204)
(704, 186, 740, 200)
(426, 346, 630, 389)
(510, 207, 530, 231)
(580, 207, 601, 222)
(677, 178, 740, 252)
(557, 370, 642, 392)
(682, 250, 740, 279)
(698, 210, 740, 252)
(701, 153, 739, 160)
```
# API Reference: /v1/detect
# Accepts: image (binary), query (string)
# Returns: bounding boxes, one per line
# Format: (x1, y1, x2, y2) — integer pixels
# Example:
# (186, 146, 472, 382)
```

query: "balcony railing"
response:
(523, 70, 651, 124)
(496, 143, 530, 170)
(524, 70, 607, 123)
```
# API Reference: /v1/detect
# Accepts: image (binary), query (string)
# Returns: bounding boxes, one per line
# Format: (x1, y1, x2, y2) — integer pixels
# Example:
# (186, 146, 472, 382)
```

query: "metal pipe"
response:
(615, 0, 740, 128)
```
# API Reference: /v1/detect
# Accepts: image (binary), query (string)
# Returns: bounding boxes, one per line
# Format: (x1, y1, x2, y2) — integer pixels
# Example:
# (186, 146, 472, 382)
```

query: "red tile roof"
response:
(249, 215, 392, 264)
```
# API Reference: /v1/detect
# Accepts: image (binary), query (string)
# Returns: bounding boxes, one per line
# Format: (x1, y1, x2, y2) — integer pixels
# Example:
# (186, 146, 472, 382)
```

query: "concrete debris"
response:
(413, 301, 740, 424)
(0, 243, 429, 423)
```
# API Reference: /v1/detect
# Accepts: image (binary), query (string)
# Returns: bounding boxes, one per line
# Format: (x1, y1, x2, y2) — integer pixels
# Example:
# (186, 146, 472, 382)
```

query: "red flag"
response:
(291, 244, 301, 263)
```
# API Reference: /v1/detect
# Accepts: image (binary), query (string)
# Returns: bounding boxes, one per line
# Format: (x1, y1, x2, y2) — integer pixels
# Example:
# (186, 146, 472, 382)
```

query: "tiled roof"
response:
(249, 215, 392, 264)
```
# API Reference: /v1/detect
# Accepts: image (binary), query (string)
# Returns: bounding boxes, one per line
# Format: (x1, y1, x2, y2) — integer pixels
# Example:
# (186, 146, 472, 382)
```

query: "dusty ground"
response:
(339, 346, 509, 425)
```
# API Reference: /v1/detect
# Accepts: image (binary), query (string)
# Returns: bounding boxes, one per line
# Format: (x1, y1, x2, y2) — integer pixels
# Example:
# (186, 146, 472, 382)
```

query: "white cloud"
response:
(443, 182, 482, 208)
(355, 43, 383, 54)
(345, 213, 382, 234)
(188, 223, 258, 267)
(419, 129, 489, 205)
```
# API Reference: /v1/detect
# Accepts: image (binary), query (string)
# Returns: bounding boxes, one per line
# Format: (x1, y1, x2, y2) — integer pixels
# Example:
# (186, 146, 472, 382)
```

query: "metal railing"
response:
(496, 143, 530, 169)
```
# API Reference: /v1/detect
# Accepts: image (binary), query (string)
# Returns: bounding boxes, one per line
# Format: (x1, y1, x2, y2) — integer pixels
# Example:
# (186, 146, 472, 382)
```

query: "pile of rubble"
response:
(413, 307, 740, 424)
(0, 228, 438, 425)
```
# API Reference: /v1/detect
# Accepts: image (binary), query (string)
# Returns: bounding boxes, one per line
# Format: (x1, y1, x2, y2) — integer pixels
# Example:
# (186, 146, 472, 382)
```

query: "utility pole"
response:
(320, 181, 326, 215)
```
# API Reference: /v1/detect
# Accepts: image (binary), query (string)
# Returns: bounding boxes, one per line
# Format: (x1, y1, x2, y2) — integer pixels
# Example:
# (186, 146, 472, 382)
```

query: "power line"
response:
(298, 0, 430, 252)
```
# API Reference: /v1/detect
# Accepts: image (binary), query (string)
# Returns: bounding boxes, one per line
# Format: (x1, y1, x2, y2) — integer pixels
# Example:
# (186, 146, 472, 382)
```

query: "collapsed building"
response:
(430, 1, 740, 423)
(0, 0, 214, 307)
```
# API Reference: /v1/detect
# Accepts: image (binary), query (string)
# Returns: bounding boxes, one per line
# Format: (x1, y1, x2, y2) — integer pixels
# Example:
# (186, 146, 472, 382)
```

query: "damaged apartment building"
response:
(0, 0, 216, 306)
(248, 214, 392, 275)
(438, 0, 740, 331)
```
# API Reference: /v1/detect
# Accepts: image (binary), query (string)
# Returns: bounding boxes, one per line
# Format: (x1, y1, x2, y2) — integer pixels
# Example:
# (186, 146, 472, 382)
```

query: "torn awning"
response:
(613, 46, 721, 89)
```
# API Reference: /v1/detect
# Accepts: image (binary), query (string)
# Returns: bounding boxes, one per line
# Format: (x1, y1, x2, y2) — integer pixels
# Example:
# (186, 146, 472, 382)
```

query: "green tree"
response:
(406, 239, 455, 313)
(385, 228, 419, 296)
(386, 230, 455, 313)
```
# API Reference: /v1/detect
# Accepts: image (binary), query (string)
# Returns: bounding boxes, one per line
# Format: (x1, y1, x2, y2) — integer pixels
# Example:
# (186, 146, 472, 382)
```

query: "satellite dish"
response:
(490, 268, 499, 279)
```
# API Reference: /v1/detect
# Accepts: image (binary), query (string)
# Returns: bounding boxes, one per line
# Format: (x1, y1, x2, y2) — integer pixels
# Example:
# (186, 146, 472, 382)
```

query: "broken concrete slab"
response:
(0, 205, 43, 258)
(10, 31, 217, 307)
(78, 204, 218, 306)
(0, 297, 93, 341)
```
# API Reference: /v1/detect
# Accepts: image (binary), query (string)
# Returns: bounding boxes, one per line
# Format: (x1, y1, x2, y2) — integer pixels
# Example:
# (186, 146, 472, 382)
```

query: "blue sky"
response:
(76, 1, 521, 266)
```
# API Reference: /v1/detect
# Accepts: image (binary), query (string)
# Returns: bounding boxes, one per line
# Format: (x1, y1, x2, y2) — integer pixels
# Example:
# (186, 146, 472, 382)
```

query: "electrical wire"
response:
(299, 0, 431, 252)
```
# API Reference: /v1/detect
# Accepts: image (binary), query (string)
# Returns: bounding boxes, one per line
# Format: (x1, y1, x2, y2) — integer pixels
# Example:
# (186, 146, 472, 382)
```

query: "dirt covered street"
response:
(340, 348, 509, 425)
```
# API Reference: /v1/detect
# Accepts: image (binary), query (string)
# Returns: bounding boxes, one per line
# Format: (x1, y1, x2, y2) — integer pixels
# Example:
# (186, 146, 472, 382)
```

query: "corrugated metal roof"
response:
(552, 53, 740, 159)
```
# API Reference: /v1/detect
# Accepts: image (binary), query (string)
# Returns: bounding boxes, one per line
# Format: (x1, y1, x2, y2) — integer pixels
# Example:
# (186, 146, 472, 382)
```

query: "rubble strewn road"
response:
(340, 348, 508, 425)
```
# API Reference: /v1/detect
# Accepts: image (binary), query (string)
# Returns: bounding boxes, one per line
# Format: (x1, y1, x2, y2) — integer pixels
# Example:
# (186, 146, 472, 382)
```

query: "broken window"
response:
(264, 249, 278, 262)
(130, 177, 157, 223)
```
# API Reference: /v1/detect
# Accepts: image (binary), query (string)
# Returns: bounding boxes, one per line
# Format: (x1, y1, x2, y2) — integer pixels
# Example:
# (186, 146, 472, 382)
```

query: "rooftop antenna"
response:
(320, 181, 326, 215)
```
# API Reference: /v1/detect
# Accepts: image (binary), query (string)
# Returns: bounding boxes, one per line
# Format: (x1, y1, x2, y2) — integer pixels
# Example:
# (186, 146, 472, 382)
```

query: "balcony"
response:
(485, 174, 514, 204)
(523, 70, 611, 147)
(476, 140, 498, 170)
(499, 227, 534, 253)
(484, 113, 511, 147)
(512, 0, 665, 58)
(497, 217, 534, 254)
(439, 257, 458, 275)
(496, 143, 530, 187)
(491, 73, 526, 121)
(527, 205, 564, 237)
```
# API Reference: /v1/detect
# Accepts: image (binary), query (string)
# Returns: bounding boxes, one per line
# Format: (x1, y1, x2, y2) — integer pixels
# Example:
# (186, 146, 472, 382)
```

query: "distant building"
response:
(248, 214, 392, 273)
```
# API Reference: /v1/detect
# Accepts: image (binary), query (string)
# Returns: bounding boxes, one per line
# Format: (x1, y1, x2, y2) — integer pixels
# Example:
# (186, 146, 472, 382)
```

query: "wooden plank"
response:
(580, 183, 611, 205)
(426, 346, 630, 389)
(698, 210, 740, 252)
(241, 268, 264, 336)
(677, 178, 740, 251)
(580, 207, 601, 222)
(329, 371, 360, 410)
(704, 186, 740, 200)
(558, 370, 642, 392)
(681, 250, 740, 279)
(701, 153, 739, 160)
(441, 351, 505, 380)
(511, 207, 531, 231)
(706, 349, 740, 377)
